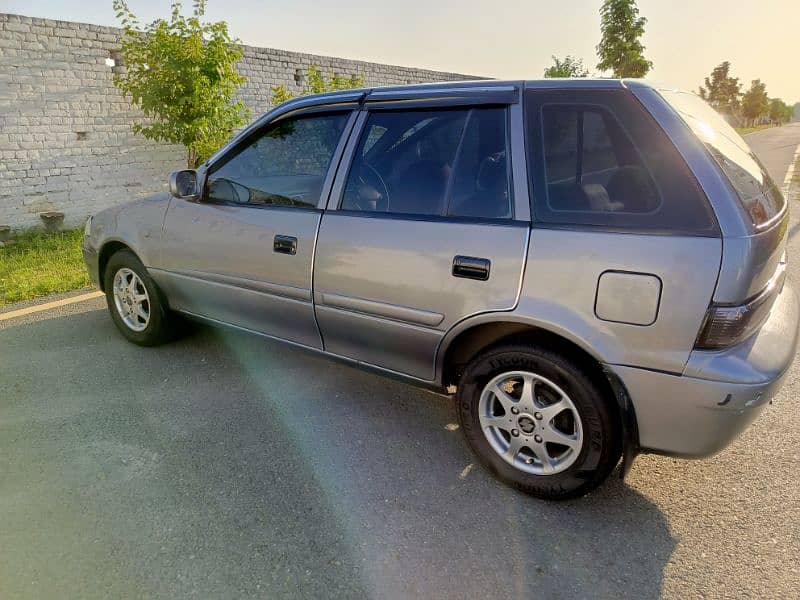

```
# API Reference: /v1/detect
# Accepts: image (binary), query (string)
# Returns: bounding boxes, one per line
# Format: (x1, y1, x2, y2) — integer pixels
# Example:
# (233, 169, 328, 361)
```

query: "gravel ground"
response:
(1, 124, 799, 599)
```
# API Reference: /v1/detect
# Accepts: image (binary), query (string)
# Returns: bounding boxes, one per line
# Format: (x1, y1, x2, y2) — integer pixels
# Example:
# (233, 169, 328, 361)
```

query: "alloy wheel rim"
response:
(478, 371, 583, 475)
(112, 268, 150, 332)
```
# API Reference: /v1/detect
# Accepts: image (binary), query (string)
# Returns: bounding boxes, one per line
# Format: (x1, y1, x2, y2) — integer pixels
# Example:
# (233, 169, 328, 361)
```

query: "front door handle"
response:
(452, 255, 490, 281)
(274, 235, 297, 255)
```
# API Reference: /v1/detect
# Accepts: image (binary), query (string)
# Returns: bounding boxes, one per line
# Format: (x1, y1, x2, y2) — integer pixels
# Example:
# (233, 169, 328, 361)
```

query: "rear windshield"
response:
(660, 90, 785, 228)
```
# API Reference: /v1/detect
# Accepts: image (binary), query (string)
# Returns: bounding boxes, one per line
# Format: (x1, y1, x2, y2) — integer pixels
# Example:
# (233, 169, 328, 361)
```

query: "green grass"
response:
(0, 228, 92, 306)
(736, 124, 776, 135)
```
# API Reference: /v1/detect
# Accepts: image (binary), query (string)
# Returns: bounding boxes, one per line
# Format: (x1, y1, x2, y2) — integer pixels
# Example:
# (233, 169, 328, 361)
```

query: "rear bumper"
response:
(610, 281, 799, 457)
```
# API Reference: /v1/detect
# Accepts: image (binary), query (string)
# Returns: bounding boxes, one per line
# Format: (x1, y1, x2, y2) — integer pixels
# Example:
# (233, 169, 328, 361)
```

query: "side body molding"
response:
(320, 293, 445, 327)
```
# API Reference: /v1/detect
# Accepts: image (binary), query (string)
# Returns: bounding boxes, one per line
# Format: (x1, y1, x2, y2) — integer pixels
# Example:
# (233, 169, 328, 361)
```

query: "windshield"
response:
(660, 89, 785, 228)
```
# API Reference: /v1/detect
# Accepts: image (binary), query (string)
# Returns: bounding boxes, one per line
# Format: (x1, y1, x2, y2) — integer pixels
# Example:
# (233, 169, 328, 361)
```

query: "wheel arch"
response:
(437, 316, 607, 389)
(97, 240, 141, 291)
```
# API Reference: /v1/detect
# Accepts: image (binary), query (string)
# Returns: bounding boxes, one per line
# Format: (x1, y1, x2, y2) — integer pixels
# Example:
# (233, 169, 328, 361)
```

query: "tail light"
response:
(695, 260, 785, 350)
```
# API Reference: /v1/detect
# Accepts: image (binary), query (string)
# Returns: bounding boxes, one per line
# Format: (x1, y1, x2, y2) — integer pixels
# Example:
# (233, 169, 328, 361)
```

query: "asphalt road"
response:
(2, 124, 800, 599)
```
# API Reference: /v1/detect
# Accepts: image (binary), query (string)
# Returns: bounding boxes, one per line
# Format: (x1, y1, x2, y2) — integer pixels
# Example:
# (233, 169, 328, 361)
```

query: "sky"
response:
(2, 0, 798, 102)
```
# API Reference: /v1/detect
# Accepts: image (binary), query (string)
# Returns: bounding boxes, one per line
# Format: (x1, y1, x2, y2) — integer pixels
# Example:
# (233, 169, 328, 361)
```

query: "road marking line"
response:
(0, 290, 104, 322)
(784, 143, 800, 198)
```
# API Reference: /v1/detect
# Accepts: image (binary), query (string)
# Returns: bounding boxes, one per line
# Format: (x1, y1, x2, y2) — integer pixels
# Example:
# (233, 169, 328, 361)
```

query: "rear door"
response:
(313, 94, 530, 380)
(154, 110, 355, 348)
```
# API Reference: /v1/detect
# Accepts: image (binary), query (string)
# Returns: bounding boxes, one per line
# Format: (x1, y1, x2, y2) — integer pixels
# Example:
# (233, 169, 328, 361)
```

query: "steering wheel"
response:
(351, 163, 390, 211)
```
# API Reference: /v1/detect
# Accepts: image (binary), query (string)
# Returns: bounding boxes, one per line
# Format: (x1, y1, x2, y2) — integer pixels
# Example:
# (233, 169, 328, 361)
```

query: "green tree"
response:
(543, 55, 589, 78)
(768, 98, 794, 124)
(270, 84, 294, 105)
(271, 65, 365, 106)
(769, 98, 787, 123)
(596, 0, 653, 78)
(698, 62, 741, 117)
(112, 0, 250, 168)
(741, 79, 769, 126)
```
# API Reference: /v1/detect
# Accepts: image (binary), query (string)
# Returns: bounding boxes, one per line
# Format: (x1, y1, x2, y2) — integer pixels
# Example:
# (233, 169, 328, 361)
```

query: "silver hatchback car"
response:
(83, 79, 798, 499)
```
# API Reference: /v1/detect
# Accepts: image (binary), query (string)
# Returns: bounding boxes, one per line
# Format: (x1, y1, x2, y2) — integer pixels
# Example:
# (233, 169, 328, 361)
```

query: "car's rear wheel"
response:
(457, 343, 622, 500)
(103, 249, 175, 346)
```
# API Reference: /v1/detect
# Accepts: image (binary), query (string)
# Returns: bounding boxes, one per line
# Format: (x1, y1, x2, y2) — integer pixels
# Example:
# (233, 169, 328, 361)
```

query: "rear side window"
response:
(541, 105, 660, 214)
(659, 90, 785, 228)
(341, 107, 512, 219)
(526, 89, 718, 235)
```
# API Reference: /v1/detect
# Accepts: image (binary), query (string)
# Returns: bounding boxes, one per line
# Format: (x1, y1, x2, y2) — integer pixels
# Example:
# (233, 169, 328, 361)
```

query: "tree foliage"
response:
(741, 79, 769, 124)
(271, 65, 365, 106)
(596, 0, 652, 78)
(698, 61, 741, 116)
(543, 55, 589, 78)
(768, 98, 794, 124)
(696, 62, 795, 126)
(112, 0, 250, 168)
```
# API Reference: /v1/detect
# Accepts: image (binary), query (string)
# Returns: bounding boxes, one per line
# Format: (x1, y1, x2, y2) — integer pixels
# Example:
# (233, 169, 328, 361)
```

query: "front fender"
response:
(88, 193, 172, 271)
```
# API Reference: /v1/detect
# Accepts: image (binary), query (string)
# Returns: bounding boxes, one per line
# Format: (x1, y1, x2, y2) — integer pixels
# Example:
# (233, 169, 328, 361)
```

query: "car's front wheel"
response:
(457, 343, 622, 500)
(103, 249, 176, 346)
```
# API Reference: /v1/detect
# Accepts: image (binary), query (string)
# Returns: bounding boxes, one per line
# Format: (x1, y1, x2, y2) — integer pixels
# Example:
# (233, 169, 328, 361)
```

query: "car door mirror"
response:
(169, 169, 199, 200)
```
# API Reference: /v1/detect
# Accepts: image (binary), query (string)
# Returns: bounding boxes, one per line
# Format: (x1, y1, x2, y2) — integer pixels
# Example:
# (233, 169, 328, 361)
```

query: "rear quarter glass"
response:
(658, 90, 785, 230)
(524, 89, 720, 235)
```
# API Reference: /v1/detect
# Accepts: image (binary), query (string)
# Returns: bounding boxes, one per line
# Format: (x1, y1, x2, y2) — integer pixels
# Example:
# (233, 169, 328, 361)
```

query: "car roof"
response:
(279, 78, 658, 106)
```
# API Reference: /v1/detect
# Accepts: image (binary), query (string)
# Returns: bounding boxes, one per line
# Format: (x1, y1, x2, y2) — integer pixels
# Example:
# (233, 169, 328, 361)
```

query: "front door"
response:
(154, 110, 354, 348)
(313, 104, 530, 380)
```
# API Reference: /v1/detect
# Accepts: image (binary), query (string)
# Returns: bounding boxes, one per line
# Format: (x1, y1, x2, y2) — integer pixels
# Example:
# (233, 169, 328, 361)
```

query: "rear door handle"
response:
(452, 255, 491, 281)
(274, 235, 297, 255)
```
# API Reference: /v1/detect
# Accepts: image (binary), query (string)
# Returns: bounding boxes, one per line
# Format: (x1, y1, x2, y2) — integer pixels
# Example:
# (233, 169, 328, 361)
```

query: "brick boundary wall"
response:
(0, 13, 479, 230)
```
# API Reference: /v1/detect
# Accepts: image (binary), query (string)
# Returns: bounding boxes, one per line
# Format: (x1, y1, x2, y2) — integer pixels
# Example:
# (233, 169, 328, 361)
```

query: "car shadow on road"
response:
(0, 311, 676, 599)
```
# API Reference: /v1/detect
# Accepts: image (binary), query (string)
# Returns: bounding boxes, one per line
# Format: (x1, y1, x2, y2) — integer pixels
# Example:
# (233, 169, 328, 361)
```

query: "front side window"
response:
(205, 112, 349, 208)
(341, 107, 511, 219)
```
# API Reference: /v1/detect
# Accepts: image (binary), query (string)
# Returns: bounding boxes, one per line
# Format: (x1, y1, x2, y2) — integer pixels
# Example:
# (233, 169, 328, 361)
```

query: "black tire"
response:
(457, 343, 622, 500)
(103, 249, 176, 346)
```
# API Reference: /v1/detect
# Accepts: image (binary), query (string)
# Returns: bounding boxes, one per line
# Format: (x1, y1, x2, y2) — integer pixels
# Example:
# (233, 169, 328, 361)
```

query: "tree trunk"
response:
(187, 148, 198, 170)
